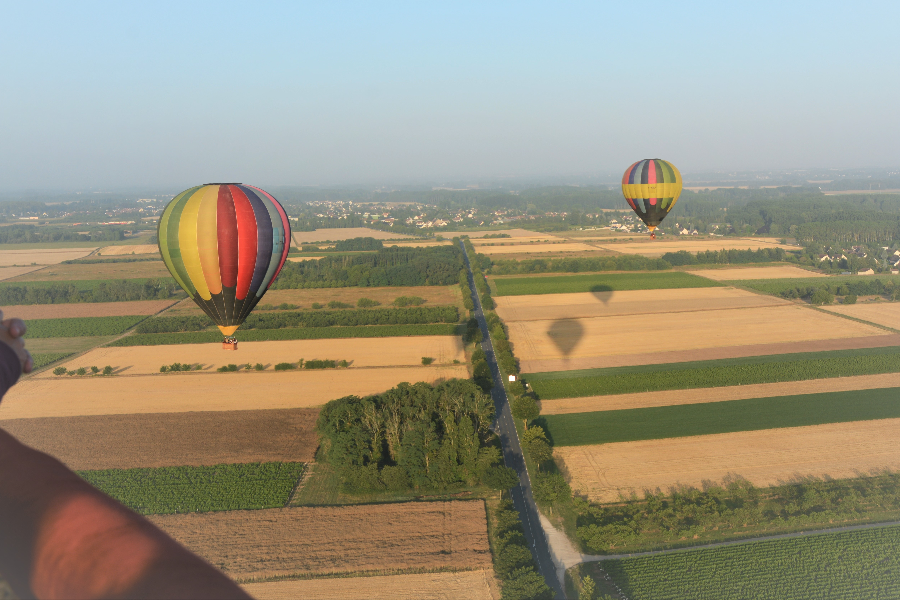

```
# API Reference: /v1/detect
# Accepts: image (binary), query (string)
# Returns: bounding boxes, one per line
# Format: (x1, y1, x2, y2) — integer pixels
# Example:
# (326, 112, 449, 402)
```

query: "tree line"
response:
(0, 279, 178, 305)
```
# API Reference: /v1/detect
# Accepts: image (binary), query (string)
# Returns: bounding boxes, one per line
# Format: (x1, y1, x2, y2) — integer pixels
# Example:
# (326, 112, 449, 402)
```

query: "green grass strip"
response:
(527, 346, 900, 399)
(492, 272, 721, 296)
(601, 525, 900, 600)
(32, 352, 73, 369)
(542, 386, 900, 447)
(79, 462, 305, 514)
(26, 315, 148, 338)
(108, 323, 461, 346)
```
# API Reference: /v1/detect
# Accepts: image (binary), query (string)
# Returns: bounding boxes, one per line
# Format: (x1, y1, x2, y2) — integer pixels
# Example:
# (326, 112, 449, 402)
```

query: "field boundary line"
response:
(812, 304, 900, 334)
(285, 462, 315, 506)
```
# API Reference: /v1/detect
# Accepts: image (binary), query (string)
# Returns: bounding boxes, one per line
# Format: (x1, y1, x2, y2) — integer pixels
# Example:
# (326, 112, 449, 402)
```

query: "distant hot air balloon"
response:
(621, 159, 682, 239)
(158, 184, 291, 346)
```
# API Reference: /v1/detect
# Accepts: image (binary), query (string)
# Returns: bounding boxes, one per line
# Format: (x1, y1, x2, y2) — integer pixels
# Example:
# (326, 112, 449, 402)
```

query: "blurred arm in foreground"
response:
(0, 313, 250, 600)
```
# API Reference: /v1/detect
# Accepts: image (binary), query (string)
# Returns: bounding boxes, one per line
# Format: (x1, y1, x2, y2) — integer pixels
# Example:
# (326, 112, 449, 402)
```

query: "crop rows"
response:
(79, 462, 305, 514)
(491, 271, 720, 296)
(527, 346, 900, 399)
(601, 525, 900, 600)
(108, 323, 461, 346)
(25, 315, 148, 338)
(32, 352, 73, 369)
(542, 386, 900, 447)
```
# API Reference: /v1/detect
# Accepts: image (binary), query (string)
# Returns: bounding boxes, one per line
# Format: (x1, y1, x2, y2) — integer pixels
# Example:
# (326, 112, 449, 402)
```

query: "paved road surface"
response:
(461, 242, 566, 599)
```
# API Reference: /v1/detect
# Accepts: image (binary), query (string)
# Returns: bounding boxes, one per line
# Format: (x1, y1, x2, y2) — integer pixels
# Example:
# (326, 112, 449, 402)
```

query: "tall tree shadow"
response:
(547, 319, 585, 357)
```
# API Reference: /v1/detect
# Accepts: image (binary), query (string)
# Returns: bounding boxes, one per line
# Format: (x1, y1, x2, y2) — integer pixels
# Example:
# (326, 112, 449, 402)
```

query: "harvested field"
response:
(522, 333, 900, 372)
(292, 228, 412, 244)
(540, 372, 900, 414)
(0, 248, 96, 266)
(597, 237, 796, 258)
(822, 302, 900, 330)
(96, 244, 159, 255)
(161, 286, 461, 316)
(2, 300, 177, 320)
(149, 501, 491, 580)
(556, 418, 900, 502)
(287, 256, 325, 262)
(477, 242, 602, 255)
(444, 228, 558, 239)
(386, 240, 454, 247)
(242, 570, 500, 600)
(495, 288, 789, 323)
(688, 266, 826, 280)
(470, 237, 564, 245)
(41, 336, 465, 377)
(5, 260, 171, 282)
(0, 265, 45, 281)
(507, 305, 887, 370)
(0, 365, 469, 419)
(2, 408, 318, 470)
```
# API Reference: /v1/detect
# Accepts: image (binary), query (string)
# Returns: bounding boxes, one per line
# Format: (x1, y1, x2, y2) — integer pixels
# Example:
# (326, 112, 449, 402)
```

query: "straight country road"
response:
(460, 241, 566, 599)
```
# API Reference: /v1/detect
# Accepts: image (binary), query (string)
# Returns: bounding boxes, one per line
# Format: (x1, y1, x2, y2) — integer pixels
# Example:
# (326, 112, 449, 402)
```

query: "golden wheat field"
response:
(6, 260, 172, 282)
(556, 418, 900, 503)
(292, 228, 412, 244)
(0, 265, 45, 281)
(476, 242, 601, 255)
(495, 287, 789, 323)
(822, 301, 900, 330)
(539, 373, 900, 415)
(507, 304, 887, 373)
(443, 228, 558, 239)
(242, 570, 500, 600)
(596, 237, 797, 257)
(0, 365, 470, 419)
(149, 501, 491, 580)
(0, 248, 96, 266)
(3, 300, 177, 320)
(96, 244, 159, 255)
(687, 265, 827, 280)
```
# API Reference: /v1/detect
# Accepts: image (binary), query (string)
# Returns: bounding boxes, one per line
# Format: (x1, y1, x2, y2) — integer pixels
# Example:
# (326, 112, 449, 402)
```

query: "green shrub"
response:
(810, 288, 834, 304)
(254, 363, 264, 371)
(421, 356, 434, 365)
(274, 362, 295, 371)
(327, 300, 352, 309)
(102, 365, 113, 375)
(53, 366, 67, 376)
(357, 298, 381, 307)
(90, 366, 99, 374)
(304, 359, 339, 369)
(393, 296, 426, 307)
(844, 293, 858, 304)
(216, 364, 239, 372)
(159, 365, 168, 373)
(311, 302, 324, 309)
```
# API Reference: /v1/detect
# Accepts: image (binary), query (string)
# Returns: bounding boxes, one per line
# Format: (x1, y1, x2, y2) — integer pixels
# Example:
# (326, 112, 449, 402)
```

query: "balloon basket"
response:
(650, 232, 656, 240)
(222, 337, 238, 350)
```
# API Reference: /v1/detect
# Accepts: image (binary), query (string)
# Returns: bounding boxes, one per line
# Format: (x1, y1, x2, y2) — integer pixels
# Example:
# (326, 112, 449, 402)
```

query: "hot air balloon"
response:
(158, 184, 291, 348)
(621, 159, 682, 239)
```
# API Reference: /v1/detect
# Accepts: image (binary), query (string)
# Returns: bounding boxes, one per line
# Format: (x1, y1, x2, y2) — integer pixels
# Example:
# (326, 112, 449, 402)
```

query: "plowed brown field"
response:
(822, 302, 900, 330)
(149, 501, 491, 580)
(242, 571, 500, 600)
(40, 336, 465, 377)
(3, 300, 177, 320)
(507, 305, 887, 372)
(1, 408, 318, 470)
(0, 365, 469, 419)
(539, 374, 900, 415)
(556, 418, 900, 502)
(293, 228, 411, 244)
(688, 266, 826, 280)
(0, 248, 96, 265)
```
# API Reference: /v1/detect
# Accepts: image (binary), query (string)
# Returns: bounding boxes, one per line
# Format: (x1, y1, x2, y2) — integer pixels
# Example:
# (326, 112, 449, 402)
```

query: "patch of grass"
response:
(27, 335, 117, 355)
(32, 352, 73, 369)
(542, 386, 900, 447)
(492, 272, 721, 296)
(527, 345, 900, 399)
(79, 462, 305, 514)
(25, 315, 148, 338)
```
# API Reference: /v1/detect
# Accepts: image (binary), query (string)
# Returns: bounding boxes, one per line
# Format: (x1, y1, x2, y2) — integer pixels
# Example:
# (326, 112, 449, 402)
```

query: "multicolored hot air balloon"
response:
(158, 184, 291, 344)
(621, 159, 682, 239)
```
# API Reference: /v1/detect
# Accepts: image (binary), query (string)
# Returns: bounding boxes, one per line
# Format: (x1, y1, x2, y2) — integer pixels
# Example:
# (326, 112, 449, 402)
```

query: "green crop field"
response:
(79, 462, 305, 514)
(527, 346, 900, 399)
(491, 272, 720, 296)
(598, 525, 900, 600)
(542, 386, 900, 447)
(108, 323, 461, 346)
(0, 278, 175, 291)
(26, 316, 148, 338)
(32, 352, 73, 369)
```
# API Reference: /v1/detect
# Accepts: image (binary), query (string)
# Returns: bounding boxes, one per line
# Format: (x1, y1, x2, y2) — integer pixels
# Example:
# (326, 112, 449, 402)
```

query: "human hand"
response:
(0, 311, 33, 374)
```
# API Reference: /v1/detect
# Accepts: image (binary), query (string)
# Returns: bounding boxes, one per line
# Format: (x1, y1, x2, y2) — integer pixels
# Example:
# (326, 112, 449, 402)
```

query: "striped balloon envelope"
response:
(157, 184, 291, 337)
(621, 159, 682, 236)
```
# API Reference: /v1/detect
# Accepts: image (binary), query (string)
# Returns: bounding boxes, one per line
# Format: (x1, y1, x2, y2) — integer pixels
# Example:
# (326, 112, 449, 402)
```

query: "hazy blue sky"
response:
(2, 1, 898, 189)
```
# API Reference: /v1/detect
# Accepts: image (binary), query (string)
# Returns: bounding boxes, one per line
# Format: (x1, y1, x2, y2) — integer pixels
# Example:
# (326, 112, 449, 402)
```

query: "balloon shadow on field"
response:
(547, 319, 584, 358)
(589, 284, 614, 306)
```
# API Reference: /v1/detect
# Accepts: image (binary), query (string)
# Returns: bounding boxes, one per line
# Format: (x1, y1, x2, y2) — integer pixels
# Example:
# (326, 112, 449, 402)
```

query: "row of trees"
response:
(660, 247, 790, 266)
(333, 237, 384, 251)
(0, 224, 127, 244)
(0, 279, 178, 305)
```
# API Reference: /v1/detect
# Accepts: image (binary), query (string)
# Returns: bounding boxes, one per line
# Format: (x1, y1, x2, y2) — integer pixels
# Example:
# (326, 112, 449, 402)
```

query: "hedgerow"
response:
(0, 278, 179, 304)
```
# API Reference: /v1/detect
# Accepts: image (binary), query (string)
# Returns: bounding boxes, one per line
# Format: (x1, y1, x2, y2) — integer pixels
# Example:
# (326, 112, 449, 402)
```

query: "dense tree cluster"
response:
(316, 380, 502, 492)
(491, 500, 554, 600)
(490, 255, 672, 275)
(0, 225, 127, 244)
(272, 245, 462, 288)
(660, 247, 789, 266)
(333, 237, 384, 251)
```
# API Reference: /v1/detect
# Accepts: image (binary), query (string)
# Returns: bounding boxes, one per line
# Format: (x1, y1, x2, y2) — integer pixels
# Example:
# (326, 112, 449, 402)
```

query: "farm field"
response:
(495, 287, 789, 322)
(555, 418, 900, 502)
(0, 265, 45, 281)
(0, 247, 96, 265)
(287, 256, 325, 261)
(822, 301, 900, 330)
(242, 570, 500, 600)
(0, 365, 470, 419)
(444, 228, 558, 238)
(4, 260, 171, 282)
(292, 228, 413, 243)
(81, 462, 305, 514)
(526, 345, 900, 400)
(507, 305, 887, 371)
(737, 274, 900, 296)
(43, 336, 465, 377)
(96, 244, 159, 255)
(491, 272, 718, 296)
(26, 315, 147, 338)
(593, 525, 900, 600)
(476, 242, 602, 255)
(26, 335, 117, 356)
(541, 386, 900, 447)
(688, 265, 826, 280)
(539, 371, 900, 414)
(1, 408, 319, 469)
(3, 299, 177, 320)
(148, 501, 491, 580)
(595, 237, 797, 257)
(161, 285, 461, 316)
(385, 239, 454, 247)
